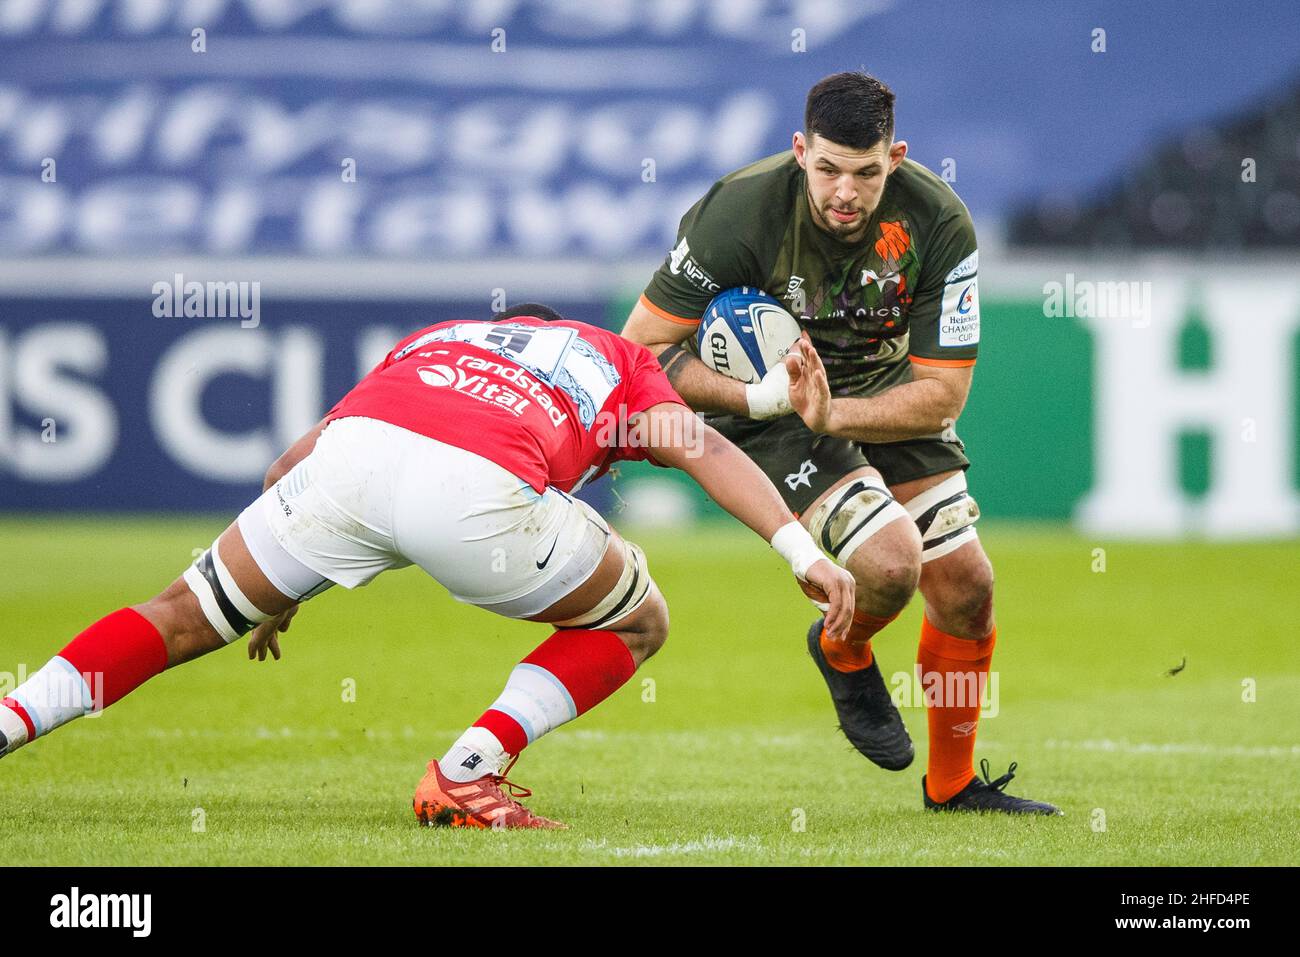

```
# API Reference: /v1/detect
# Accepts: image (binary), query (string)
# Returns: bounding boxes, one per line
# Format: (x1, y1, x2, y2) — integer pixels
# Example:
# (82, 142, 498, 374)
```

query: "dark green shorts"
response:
(704, 412, 970, 514)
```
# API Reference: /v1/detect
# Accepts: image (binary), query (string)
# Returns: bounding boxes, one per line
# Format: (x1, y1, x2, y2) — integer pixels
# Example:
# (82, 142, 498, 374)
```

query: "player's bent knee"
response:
(611, 583, 669, 663)
(808, 475, 917, 611)
(181, 538, 280, 646)
(552, 537, 654, 631)
(848, 534, 921, 615)
(807, 474, 914, 567)
(544, 534, 665, 664)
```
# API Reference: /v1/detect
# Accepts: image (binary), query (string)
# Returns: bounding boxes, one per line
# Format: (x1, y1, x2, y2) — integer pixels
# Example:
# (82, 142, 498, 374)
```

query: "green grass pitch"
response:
(1, 516, 1296, 866)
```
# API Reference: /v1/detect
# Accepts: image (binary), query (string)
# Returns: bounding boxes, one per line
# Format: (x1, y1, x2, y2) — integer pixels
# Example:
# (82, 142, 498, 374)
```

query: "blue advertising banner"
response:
(0, 295, 614, 511)
(3, 0, 1298, 258)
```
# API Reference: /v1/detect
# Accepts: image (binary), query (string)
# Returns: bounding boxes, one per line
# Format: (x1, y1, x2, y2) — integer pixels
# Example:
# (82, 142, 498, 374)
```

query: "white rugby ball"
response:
(696, 287, 802, 384)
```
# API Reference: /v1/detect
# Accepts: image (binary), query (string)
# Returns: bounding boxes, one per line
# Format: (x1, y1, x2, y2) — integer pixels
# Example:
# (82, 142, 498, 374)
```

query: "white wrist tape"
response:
(745, 362, 792, 420)
(770, 521, 823, 581)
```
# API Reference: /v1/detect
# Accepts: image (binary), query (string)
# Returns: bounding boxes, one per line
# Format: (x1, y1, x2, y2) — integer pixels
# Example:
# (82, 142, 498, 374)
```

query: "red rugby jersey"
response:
(324, 316, 688, 493)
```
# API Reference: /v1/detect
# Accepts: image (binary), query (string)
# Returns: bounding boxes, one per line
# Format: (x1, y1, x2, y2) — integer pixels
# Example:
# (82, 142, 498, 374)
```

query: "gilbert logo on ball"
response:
(696, 287, 802, 384)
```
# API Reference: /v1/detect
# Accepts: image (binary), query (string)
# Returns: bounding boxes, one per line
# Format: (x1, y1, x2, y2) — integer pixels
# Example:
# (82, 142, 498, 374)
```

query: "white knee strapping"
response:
(904, 472, 980, 563)
(554, 538, 652, 629)
(183, 539, 274, 644)
(210, 539, 271, 627)
(807, 477, 911, 564)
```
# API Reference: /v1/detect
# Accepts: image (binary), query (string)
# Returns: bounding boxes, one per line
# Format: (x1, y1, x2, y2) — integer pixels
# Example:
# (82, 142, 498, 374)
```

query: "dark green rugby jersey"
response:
(640, 151, 980, 398)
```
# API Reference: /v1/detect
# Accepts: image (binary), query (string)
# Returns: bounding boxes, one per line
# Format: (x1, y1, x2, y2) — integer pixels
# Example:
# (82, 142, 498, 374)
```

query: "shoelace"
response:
(979, 758, 1018, 792)
(489, 753, 534, 801)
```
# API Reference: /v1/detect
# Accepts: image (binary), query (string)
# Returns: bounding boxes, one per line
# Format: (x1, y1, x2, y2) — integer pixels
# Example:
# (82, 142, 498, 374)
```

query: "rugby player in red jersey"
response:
(0, 305, 854, 829)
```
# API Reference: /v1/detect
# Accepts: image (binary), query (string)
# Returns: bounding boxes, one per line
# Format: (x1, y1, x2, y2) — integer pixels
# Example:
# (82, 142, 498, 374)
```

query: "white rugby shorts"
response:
(237, 416, 613, 618)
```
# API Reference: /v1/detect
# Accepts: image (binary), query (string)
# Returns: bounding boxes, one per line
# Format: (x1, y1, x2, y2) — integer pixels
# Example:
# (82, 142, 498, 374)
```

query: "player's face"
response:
(794, 132, 907, 243)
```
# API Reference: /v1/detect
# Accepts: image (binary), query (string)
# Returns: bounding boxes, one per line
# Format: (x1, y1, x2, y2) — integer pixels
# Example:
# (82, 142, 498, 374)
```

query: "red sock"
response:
(917, 615, 995, 803)
(1, 607, 167, 747)
(60, 607, 169, 708)
(473, 629, 636, 755)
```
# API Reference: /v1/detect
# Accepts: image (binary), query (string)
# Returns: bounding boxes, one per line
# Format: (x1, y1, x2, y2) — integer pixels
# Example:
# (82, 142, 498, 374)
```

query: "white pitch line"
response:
(1044, 739, 1300, 758)
(137, 727, 1298, 758)
(583, 835, 764, 858)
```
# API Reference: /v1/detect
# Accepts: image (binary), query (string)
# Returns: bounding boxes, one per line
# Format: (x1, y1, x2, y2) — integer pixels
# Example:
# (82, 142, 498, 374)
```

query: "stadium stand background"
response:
(1, 0, 1298, 538)
(1010, 74, 1300, 249)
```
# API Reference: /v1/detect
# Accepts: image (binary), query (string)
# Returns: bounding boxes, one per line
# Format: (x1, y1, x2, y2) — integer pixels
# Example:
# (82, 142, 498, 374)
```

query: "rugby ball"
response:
(696, 287, 802, 384)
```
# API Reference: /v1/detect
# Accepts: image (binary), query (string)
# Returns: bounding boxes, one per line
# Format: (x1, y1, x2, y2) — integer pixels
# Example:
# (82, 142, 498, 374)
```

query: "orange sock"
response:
(917, 615, 996, 803)
(819, 609, 899, 672)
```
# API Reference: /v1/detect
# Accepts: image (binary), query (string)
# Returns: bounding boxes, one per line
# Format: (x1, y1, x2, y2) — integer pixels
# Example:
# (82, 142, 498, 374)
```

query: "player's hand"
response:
(801, 559, 855, 641)
(744, 361, 793, 420)
(785, 332, 832, 433)
(248, 604, 299, 662)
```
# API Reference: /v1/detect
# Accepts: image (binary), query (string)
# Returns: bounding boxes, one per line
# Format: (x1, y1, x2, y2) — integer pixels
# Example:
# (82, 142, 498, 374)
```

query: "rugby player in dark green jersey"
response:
(623, 72, 1059, 815)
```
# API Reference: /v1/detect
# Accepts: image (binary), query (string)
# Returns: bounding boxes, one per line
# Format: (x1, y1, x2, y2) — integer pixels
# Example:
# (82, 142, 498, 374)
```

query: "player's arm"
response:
(263, 417, 329, 491)
(622, 299, 748, 415)
(624, 299, 797, 421)
(788, 334, 972, 441)
(833, 361, 972, 441)
(622, 181, 793, 420)
(635, 401, 855, 639)
(248, 416, 330, 661)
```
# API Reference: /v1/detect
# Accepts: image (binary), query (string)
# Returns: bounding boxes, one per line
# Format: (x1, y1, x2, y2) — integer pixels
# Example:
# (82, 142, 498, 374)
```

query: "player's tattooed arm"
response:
(653, 347, 750, 416)
(623, 299, 749, 415)
(657, 344, 692, 381)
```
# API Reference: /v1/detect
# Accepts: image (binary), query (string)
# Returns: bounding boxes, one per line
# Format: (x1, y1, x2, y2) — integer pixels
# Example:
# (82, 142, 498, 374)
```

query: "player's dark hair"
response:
(495, 302, 567, 323)
(804, 71, 895, 150)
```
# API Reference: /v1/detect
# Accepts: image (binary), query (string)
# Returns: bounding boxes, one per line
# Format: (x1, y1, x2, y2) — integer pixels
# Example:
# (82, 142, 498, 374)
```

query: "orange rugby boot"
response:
(412, 755, 567, 830)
